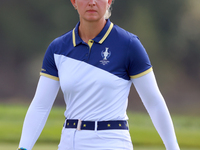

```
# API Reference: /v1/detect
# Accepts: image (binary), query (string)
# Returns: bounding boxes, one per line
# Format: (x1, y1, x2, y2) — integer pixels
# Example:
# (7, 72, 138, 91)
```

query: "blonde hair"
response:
(104, 0, 115, 19)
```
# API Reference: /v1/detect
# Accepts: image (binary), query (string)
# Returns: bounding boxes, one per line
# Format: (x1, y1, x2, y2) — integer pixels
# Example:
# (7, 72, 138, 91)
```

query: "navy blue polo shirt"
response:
(40, 19, 152, 121)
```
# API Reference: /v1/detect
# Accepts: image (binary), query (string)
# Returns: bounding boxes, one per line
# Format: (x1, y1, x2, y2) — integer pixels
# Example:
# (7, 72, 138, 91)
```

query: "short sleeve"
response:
(40, 42, 59, 81)
(127, 36, 152, 79)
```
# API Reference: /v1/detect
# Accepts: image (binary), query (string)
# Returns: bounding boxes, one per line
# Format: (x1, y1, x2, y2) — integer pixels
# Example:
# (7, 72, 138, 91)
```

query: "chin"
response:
(86, 16, 105, 22)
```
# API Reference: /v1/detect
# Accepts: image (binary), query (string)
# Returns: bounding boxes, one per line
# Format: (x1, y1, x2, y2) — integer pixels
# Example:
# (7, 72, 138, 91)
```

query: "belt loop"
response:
(77, 119, 82, 130)
(126, 120, 129, 130)
(95, 121, 98, 131)
(64, 118, 67, 127)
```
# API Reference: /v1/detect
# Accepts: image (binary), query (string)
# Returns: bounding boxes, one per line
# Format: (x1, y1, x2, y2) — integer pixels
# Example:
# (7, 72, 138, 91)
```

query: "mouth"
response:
(87, 10, 97, 13)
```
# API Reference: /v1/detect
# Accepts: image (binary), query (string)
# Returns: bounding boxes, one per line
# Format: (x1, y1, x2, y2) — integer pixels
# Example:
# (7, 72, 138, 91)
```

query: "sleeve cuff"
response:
(130, 67, 153, 79)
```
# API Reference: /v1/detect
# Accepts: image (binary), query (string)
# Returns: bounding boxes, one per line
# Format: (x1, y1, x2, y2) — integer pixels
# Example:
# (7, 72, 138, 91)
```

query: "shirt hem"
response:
(40, 72, 59, 81)
(130, 67, 153, 79)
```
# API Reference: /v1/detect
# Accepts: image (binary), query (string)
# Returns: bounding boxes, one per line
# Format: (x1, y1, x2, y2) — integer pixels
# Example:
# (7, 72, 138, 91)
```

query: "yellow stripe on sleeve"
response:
(130, 67, 153, 79)
(40, 72, 59, 81)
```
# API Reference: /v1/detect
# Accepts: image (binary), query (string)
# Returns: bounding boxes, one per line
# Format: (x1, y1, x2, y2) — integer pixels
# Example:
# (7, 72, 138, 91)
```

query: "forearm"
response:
(143, 96, 179, 150)
(132, 71, 180, 150)
(18, 76, 60, 150)
(19, 101, 52, 150)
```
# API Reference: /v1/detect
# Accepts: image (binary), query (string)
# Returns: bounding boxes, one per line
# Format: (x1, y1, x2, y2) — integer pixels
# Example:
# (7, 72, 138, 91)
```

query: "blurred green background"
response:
(0, 0, 200, 149)
(0, 105, 200, 149)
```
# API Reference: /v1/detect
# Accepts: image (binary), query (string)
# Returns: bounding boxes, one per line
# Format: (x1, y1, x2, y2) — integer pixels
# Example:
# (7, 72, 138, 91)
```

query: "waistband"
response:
(64, 119, 129, 131)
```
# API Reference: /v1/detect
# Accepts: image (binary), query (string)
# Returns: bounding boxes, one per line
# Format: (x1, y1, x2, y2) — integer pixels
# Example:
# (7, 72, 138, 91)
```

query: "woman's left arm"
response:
(131, 71, 180, 150)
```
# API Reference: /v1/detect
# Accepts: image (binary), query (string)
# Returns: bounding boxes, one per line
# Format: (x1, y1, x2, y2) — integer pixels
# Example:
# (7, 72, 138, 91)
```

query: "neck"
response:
(78, 18, 107, 43)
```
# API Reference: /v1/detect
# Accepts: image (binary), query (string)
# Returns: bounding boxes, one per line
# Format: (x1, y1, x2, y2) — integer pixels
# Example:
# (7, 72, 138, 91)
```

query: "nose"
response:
(88, 0, 96, 6)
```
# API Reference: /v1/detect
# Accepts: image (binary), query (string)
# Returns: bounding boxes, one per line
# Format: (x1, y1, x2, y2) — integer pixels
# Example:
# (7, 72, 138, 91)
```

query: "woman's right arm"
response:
(18, 76, 60, 150)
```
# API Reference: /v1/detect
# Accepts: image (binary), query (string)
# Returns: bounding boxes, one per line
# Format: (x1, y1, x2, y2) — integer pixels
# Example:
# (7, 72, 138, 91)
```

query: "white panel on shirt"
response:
(54, 54, 132, 121)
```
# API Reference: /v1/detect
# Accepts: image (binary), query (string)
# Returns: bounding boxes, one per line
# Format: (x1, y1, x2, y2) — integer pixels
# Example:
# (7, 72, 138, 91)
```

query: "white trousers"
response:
(58, 128, 133, 150)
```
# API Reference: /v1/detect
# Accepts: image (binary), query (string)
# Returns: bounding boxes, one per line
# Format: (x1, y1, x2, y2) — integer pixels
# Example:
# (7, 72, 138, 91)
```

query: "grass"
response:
(1, 143, 200, 150)
(0, 104, 200, 149)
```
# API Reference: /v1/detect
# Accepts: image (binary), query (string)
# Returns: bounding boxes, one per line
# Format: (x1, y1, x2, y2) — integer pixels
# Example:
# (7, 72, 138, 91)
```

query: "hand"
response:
(17, 148, 27, 150)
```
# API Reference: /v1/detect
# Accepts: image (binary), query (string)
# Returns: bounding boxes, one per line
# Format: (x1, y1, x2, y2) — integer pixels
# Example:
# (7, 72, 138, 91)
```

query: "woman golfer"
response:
(18, 0, 180, 149)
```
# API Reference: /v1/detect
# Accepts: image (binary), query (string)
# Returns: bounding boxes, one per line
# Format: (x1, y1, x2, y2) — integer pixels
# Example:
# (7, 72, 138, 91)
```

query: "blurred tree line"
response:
(0, 0, 200, 114)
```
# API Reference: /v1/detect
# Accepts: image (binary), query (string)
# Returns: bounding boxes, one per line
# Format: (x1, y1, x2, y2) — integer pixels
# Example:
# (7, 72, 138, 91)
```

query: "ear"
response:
(108, 0, 112, 6)
(70, 0, 77, 9)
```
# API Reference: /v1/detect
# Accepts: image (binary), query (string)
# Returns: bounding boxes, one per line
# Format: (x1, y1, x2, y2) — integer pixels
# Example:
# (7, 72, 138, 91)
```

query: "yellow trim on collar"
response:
(40, 72, 59, 81)
(99, 22, 114, 44)
(72, 28, 76, 47)
(88, 39, 94, 49)
(130, 67, 153, 79)
(72, 22, 114, 46)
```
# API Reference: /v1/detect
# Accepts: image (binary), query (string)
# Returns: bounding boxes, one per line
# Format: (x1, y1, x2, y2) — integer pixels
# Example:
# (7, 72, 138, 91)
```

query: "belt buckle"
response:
(77, 119, 82, 130)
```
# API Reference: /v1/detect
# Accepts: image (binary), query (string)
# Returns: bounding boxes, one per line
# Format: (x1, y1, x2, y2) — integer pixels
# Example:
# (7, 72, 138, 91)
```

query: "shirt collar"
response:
(72, 19, 114, 47)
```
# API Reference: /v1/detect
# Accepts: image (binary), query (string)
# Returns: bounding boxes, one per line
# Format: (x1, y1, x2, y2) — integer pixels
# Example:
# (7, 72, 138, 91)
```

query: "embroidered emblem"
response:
(100, 47, 111, 65)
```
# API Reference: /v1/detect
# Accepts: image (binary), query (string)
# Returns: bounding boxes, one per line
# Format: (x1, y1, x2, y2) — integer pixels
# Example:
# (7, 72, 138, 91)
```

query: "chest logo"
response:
(100, 47, 111, 65)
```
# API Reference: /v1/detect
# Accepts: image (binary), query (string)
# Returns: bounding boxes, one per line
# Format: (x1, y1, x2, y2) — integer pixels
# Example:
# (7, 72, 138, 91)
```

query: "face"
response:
(71, 0, 112, 22)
